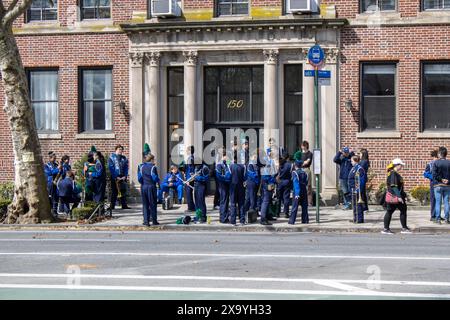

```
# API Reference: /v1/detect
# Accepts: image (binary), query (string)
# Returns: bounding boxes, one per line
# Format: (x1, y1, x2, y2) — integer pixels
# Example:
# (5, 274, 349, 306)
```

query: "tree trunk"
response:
(0, 25, 53, 224)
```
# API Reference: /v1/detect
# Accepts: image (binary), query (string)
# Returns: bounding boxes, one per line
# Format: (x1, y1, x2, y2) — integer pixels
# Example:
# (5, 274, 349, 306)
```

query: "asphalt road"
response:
(0, 230, 449, 300)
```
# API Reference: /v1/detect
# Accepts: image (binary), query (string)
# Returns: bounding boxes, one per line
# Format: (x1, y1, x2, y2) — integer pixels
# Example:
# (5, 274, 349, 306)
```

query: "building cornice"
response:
(120, 18, 347, 34)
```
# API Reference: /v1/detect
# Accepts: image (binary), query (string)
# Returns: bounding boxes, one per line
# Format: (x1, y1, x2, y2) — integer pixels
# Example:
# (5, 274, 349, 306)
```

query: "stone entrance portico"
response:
(123, 18, 345, 203)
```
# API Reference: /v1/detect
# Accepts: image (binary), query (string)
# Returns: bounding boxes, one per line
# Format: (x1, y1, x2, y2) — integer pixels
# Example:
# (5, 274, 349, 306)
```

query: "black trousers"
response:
(384, 203, 407, 229)
(111, 178, 127, 209)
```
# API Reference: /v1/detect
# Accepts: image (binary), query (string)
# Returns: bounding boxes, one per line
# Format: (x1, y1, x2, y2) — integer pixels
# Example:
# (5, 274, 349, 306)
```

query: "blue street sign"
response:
(308, 45, 325, 67)
(304, 70, 315, 77)
(318, 70, 331, 78)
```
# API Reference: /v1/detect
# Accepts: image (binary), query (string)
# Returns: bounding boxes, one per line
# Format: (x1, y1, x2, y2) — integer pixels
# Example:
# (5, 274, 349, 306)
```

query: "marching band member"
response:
(138, 150, 160, 226)
(83, 147, 97, 202)
(244, 153, 259, 214)
(289, 160, 309, 225)
(158, 165, 184, 204)
(276, 151, 293, 218)
(216, 149, 231, 223)
(44, 151, 61, 217)
(60, 155, 71, 180)
(90, 149, 107, 207)
(184, 146, 196, 212)
(348, 155, 366, 224)
(57, 171, 81, 218)
(229, 154, 247, 226)
(108, 145, 130, 210)
(260, 148, 277, 225)
(194, 161, 210, 223)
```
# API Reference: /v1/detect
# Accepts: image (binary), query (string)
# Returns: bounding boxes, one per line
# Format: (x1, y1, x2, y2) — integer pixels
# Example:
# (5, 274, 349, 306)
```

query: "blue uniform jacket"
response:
(60, 163, 71, 180)
(360, 159, 370, 174)
(424, 161, 435, 186)
(216, 161, 231, 183)
(292, 168, 308, 197)
(91, 160, 104, 179)
(347, 164, 366, 192)
(108, 154, 129, 179)
(230, 163, 246, 185)
(278, 160, 293, 181)
(333, 151, 355, 180)
(246, 163, 260, 185)
(138, 163, 160, 185)
(261, 159, 276, 185)
(194, 164, 210, 183)
(432, 158, 450, 186)
(44, 162, 60, 186)
(162, 172, 183, 188)
(57, 178, 81, 198)
(185, 155, 195, 180)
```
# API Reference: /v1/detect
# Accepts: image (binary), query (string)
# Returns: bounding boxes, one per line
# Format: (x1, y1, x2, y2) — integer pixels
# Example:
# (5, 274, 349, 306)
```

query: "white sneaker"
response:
(381, 229, 394, 235)
(401, 228, 412, 234)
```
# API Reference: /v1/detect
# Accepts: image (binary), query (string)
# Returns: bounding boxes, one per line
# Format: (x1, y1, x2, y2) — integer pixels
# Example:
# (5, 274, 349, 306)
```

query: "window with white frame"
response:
(28, 69, 59, 132)
(361, 0, 396, 12)
(361, 63, 397, 131)
(422, 63, 450, 130)
(81, 69, 112, 132)
(423, 0, 450, 10)
(26, 0, 58, 22)
(81, 0, 111, 20)
(216, 0, 249, 16)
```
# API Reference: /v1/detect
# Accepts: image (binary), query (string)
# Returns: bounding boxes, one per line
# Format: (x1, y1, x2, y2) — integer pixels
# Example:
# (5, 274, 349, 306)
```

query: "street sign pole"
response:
(314, 66, 320, 224)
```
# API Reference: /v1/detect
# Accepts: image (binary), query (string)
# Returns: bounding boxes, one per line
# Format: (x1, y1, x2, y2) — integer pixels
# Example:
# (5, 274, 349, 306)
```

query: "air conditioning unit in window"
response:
(151, 0, 181, 17)
(286, 0, 319, 13)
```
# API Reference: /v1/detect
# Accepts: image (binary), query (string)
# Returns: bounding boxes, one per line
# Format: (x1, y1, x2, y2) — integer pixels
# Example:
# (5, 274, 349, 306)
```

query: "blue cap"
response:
(295, 160, 303, 167)
(343, 147, 350, 154)
(266, 148, 271, 155)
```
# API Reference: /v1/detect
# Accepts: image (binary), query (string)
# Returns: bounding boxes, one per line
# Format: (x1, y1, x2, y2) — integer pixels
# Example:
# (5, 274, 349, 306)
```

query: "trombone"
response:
(355, 169, 365, 205)
(115, 178, 123, 199)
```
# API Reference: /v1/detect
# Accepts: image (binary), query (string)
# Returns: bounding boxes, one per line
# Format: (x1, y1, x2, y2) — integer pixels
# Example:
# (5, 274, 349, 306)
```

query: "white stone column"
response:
(129, 52, 145, 188)
(320, 48, 339, 203)
(263, 49, 280, 148)
(183, 50, 198, 162)
(302, 50, 315, 150)
(144, 51, 161, 165)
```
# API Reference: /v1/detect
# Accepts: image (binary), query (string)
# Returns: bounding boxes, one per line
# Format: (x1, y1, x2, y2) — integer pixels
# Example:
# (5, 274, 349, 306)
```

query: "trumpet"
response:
(116, 178, 123, 199)
(52, 160, 62, 186)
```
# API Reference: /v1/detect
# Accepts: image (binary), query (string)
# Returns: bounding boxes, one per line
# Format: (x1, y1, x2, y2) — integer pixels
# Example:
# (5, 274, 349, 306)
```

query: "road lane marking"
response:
(312, 280, 375, 293)
(0, 273, 450, 287)
(0, 239, 140, 242)
(0, 284, 448, 299)
(1, 252, 450, 261)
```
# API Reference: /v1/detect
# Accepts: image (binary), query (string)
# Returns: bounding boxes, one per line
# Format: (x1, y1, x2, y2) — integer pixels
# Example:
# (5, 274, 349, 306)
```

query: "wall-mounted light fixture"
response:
(116, 101, 126, 114)
(345, 99, 352, 112)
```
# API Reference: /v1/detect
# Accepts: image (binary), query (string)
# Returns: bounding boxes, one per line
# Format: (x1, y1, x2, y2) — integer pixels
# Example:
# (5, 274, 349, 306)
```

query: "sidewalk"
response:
(1, 197, 449, 234)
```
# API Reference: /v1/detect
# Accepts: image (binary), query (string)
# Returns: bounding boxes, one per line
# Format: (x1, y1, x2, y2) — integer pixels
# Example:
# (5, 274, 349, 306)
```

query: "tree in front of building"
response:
(0, 0, 53, 224)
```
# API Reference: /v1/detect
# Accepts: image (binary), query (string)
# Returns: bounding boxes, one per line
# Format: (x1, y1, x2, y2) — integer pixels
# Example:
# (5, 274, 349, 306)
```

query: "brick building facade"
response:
(0, 0, 449, 201)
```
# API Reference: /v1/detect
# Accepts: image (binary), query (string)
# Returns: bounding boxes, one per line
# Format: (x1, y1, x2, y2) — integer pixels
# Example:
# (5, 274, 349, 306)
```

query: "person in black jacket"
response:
(333, 147, 355, 210)
(382, 158, 411, 234)
(358, 148, 370, 212)
(432, 146, 450, 224)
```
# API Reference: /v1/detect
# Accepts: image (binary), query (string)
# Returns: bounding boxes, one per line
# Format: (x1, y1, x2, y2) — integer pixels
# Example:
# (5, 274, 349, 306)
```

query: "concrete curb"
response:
(0, 223, 449, 234)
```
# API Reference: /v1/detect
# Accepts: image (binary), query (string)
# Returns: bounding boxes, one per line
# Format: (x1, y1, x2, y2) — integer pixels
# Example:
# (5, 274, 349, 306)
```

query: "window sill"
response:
(211, 15, 252, 21)
(74, 19, 114, 28)
(38, 133, 62, 140)
(22, 21, 60, 28)
(75, 133, 116, 140)
(417, 131, 450, 139)
(356, 131, 402, 139)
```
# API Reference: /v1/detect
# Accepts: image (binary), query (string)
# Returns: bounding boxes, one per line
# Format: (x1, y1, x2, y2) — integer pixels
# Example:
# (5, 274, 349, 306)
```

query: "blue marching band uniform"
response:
(290, 160, 309, 224)
(194, 163, 210, 223)
(108, 152, 129, 209)
(44, 156, 61, 216)
(138, 157, 160, 226)
(158, 169, 184, 204)
(260, 149, 278, 225)
(348, 162, 367, 223)
(216, 157, 231, 223)
(184, 147, 196, 212)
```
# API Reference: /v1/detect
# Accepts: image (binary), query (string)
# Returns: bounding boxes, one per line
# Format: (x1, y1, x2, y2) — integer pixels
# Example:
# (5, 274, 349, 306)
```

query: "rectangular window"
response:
(284, 64, 303, 157)
(361, 63, 396, 131)
(81, 0, 111, 20)
(216, 0, 249, 16)
(80, 68, 112, 132)
(26, 0, 58, 22)
(361, 0, 396, 12)
(422, 63, 450, 130)
(28, 69, 59, 132)
(168, 67, 184, 165)
(423, 0, 450, 10)
(204, 66, 264, 125)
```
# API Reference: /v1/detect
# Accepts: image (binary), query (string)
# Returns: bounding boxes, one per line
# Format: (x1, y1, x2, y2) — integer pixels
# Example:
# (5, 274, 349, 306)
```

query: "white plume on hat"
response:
(393, 158, 405, 166)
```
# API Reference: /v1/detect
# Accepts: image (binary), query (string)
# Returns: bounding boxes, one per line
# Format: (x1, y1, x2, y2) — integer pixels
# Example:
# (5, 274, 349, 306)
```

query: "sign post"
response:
(308, 45, 325, 224)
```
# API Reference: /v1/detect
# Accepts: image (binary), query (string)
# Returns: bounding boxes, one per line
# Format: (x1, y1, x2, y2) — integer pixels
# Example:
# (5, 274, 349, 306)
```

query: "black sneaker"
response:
(142, 223, 150, 226)
(381, 229, 394, 235)
(260, 220, 272, 226)
(284, 213, 290, 218)
(122, 205, 131, 210)
(152, 222, 160, 226)
(446, 219, 450, 224)
(240, 222, 247, 226)
(434, 219, 442, 225)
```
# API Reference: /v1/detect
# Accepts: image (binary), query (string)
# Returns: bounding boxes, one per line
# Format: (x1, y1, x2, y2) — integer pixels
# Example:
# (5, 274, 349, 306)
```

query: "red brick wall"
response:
(183, 0, 214, 9)
(340, 25, 450, 190)
(0, 32, 130, 182)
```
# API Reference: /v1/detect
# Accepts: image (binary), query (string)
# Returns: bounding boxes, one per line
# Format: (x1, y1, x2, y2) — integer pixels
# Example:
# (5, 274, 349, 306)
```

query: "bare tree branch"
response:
(0, 1, 5, 17)
(3, 0, 33, 26)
